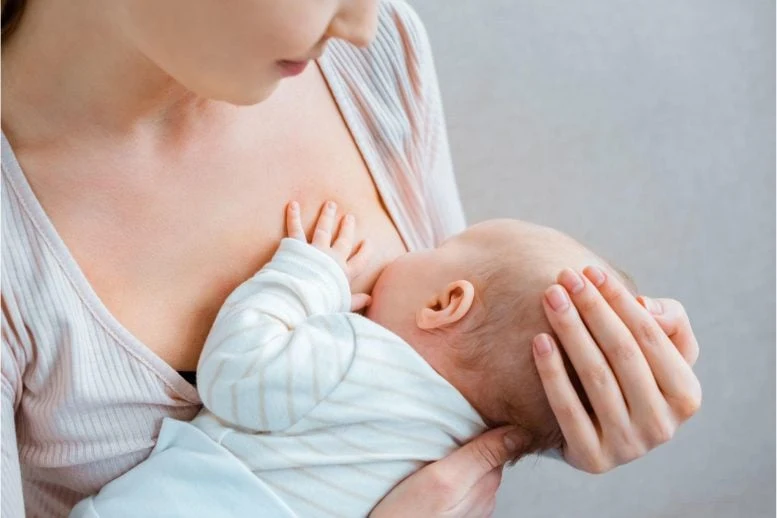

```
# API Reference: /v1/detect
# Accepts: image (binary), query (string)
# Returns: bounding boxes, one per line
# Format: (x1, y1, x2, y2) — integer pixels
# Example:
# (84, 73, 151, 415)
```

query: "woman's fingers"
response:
(556, 269, 664, 418)
(460, 468, 501, 517)
(532, 333, 602, 472)
(428, 427, 527, 498)
(541, 285, 631, 434)
(285, 201, 306, 241)
(370, 432, 512, 518)
(639, 296, 700, 366)
(538, 266, 703, 473)
(584, 267, 702, 421)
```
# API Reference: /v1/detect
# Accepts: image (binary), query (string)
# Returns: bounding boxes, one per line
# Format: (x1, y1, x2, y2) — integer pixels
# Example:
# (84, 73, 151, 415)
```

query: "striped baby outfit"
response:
(71, 238, 485, 517)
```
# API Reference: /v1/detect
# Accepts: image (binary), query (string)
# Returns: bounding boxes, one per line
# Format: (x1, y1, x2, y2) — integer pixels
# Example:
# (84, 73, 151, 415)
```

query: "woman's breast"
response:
(58, 131, 406, 373)
(20, 62, 410, 373)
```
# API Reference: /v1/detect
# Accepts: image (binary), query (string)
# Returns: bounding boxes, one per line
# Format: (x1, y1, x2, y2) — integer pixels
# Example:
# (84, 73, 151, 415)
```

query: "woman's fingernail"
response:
(584, 266, 606, 287)
(533, 334, 553, 357)
(290, 201, 299, 211)
(345, 214, 354, 223)
(558, 268, 585, 294)
(639, 296, 663, 315)
(327, 201, 336, 210)
(545, 285, 570, 312)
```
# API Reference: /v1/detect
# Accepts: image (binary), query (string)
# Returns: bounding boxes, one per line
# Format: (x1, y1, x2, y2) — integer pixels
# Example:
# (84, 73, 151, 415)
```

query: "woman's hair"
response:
(2, 0, 26, 42)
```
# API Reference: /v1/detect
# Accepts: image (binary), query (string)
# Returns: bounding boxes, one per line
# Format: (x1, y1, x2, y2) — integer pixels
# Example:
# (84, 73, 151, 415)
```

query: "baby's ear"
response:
(416, 280, 475, 330)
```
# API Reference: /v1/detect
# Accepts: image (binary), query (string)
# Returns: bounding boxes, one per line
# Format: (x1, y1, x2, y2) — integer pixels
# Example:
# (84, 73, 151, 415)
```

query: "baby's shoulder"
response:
(342, 313, 407, 345)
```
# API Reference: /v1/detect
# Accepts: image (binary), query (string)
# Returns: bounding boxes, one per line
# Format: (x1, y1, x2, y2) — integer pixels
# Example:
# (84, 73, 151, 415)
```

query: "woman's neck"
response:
(1, 0, 222, 144)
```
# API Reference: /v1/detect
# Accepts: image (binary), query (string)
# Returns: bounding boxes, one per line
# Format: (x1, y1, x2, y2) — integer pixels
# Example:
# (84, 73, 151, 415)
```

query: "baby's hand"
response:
(286, 201, 372, 312)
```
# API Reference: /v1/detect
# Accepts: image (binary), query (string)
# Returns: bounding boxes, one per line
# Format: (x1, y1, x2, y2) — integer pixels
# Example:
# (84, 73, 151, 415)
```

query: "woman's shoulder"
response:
(320, 1, 465, 249)
(376, 0, 435, 65)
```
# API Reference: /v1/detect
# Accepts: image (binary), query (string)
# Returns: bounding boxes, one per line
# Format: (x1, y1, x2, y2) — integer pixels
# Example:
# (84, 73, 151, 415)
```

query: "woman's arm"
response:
(412, 7, 467, 242)
(370, 426, 529, 518)
(534, 266, 702, 473)
(2, 329, 27, 517)
(388, 0, 467, 243)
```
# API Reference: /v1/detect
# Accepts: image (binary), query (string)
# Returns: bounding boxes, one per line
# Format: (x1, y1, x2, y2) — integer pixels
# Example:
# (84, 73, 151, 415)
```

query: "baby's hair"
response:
(454, 242, 636, 454)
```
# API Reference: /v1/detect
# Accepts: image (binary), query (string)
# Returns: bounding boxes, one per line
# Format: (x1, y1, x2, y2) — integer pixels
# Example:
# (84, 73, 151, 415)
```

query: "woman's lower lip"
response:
(277, 60, 309, 77)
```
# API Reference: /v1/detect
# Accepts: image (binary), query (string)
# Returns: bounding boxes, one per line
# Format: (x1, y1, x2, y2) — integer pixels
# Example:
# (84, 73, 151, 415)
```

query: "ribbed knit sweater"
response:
(0, 1, 466, 516)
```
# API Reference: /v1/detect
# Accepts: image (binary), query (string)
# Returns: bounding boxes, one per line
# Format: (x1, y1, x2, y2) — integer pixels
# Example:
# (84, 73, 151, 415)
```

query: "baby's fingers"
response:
(312, 201, 338, 249)
(332, 214, 356, 258)
(285, 201, 306, 241)
(346, 240, 370, 281)
(351, 293, 372, 312)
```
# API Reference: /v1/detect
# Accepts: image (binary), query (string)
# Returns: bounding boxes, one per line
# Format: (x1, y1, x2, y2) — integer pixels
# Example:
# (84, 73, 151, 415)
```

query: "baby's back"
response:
(192, 314, 486, 517)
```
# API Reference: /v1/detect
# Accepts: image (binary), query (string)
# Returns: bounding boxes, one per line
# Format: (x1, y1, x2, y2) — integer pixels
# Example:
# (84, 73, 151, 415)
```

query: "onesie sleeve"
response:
(197, 238, 356, 432)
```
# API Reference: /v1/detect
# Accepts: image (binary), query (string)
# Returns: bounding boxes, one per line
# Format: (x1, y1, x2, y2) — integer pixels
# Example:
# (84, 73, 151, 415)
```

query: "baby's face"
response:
(365, 223, 490, 331)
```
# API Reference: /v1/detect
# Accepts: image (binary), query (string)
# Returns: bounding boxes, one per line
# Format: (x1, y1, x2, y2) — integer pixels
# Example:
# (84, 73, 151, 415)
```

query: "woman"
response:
(0, 0, 702, 516)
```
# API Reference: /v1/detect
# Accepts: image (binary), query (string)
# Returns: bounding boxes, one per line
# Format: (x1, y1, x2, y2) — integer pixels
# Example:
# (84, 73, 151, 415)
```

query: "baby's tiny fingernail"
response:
(290, 201, 299, 211)
(327, 201, 336, 210)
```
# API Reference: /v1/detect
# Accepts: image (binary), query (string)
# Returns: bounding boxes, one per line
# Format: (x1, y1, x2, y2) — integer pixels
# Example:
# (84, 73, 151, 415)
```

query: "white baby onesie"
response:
(191, 238, 487, 517)
(70, 238, 486, 518)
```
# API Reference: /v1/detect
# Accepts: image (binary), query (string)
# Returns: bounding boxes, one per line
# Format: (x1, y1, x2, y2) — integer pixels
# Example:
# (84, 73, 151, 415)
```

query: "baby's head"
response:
(367, 219, 636, 453)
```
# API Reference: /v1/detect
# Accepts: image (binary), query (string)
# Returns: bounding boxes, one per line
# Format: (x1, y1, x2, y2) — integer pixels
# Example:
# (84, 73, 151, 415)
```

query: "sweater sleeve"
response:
(196, 238, 356, 432)
(2, 303, 27, 518)
(393, 0, 467, 243)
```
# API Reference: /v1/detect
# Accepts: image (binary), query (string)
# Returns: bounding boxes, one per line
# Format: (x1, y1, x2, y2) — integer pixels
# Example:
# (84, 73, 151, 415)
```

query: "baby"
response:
(71, 201, 633, 518)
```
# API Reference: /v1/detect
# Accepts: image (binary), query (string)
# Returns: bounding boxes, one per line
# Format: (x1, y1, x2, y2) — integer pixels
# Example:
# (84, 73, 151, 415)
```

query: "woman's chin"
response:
(216, 81, 280, 107)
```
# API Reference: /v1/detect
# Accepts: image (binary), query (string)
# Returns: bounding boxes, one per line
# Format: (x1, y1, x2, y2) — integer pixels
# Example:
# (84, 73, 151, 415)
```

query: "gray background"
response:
(411, 1, 775, 517)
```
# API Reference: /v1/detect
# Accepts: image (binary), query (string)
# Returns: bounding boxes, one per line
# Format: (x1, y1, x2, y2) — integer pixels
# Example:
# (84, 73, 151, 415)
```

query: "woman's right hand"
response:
(534, 267, 702, 474)
(369, 427, 529, 518)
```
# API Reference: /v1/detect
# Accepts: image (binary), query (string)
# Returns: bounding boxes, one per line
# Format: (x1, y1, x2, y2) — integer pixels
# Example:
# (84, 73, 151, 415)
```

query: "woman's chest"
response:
(19, 77, 408, 370)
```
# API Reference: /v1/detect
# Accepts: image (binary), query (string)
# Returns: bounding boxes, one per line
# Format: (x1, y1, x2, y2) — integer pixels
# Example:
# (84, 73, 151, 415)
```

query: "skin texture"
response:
(1, 1, 702, 516)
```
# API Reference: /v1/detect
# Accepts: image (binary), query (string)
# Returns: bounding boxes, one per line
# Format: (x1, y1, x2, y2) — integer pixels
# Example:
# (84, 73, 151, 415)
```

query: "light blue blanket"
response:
(69, 418, 298, 518)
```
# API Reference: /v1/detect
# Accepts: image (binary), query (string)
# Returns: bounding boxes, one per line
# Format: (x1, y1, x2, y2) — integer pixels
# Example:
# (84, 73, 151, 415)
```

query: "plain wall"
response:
(410, 1, 775, 517)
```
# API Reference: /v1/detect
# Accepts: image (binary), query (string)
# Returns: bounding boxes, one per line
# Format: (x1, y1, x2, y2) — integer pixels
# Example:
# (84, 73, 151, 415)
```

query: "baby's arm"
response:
(197, 201, 370, 432)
